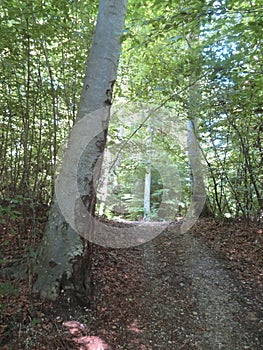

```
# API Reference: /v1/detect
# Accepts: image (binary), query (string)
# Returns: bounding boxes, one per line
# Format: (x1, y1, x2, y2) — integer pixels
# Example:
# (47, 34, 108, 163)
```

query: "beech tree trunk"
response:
(187, 87, 211, 219)
(33, 0, 128, 301)
(185, 32, 211, 223)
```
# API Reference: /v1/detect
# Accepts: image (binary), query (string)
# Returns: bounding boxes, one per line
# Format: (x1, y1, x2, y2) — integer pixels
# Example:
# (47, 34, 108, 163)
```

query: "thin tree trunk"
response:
(144, 125, 152, 220)
(33, 0, 128, 301)
(144, 161, 151, 220)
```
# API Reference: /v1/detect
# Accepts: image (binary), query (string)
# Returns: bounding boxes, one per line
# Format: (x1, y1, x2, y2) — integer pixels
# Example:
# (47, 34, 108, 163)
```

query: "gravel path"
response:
(141, 224, 263, 349)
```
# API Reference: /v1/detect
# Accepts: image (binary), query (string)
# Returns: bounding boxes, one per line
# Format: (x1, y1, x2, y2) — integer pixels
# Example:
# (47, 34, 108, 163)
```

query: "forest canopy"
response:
(0, 0, 262, 220)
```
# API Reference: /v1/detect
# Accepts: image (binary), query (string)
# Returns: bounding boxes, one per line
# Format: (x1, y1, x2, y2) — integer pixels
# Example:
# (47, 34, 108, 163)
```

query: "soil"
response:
(1, 217, 263, 349)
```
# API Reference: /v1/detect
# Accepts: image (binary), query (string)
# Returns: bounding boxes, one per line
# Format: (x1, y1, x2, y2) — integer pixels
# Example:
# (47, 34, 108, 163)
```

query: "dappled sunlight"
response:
(127, 319, 144, 334)
(63, 321, 111, 350)
(63, 319, 146, 349)
(73, 336, 110, 350)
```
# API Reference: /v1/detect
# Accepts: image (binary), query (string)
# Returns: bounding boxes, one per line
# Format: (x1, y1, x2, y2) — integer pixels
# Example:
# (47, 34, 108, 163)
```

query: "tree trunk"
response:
(144, 125, 152, 220)
(184, 32, 212, 226)
(33, 0, 128, 301)
(187, 115, 208, 216)
(144, 160, 151, 220)
(186, 84, 212, 220)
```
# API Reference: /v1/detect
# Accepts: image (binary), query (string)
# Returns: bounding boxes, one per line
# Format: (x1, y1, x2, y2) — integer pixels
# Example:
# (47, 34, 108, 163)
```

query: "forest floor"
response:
(0, 214, 263, 349)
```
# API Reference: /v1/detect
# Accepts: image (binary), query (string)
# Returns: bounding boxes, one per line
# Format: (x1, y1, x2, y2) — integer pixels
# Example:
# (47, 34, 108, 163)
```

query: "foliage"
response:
(0, 0, 262, 219)
(0, 0, 97, 204)
(96, 103, 190, 220)
(0, 281, 18, 296)
(0, 201, 21, 223)
(111, 0, 263, 219)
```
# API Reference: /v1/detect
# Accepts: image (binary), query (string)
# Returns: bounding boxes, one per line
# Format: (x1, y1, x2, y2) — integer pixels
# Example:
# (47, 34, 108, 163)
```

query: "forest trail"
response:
(1, 218, 262, 349)
(90, 219, 263, 350)
(141, 225, 262, 349)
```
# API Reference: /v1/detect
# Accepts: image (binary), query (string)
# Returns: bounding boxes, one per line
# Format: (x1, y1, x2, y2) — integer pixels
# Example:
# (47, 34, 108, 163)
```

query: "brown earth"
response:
(0, 216, 262, 349)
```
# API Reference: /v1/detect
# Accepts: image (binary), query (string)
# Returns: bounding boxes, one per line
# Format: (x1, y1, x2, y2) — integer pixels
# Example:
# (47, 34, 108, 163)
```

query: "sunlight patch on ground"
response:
(127, 319, 144, 334)
(63, 321, 111, 350)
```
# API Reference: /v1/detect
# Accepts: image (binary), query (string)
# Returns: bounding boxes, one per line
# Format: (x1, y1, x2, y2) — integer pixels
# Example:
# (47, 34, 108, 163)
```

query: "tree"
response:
(144, 125, 152, 220)
(33, 0, 128, 301)
(186, 29, 212, 219)
(118, 0, 262, 219)
(198, 0, 263, 218)
(0, 0, 96, 205)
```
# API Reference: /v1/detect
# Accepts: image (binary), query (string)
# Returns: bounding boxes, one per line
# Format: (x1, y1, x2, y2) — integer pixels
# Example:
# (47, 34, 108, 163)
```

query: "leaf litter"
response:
(0, 216, 262, 349)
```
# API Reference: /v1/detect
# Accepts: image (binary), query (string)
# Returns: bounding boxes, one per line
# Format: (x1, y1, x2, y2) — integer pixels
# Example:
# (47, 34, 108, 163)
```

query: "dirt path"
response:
(90, 220, 263, 350)
(141, 225, 263, 349)
(1, 218, 262, 349)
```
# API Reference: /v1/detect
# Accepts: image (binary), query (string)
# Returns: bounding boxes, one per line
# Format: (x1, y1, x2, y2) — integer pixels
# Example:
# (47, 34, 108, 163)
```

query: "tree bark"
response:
(144, 125, 152, 220)
(185, 32, 212, 222)
(187, 115, 210, 217)
(33, 0, 128, 301)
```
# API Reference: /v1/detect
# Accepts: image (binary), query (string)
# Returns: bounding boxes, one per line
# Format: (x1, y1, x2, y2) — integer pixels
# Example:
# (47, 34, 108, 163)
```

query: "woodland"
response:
(0, 0, 262, 349)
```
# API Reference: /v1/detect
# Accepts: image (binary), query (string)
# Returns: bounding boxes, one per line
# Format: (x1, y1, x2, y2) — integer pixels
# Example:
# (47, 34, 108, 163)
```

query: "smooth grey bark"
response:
(144, 125, 152, 220)
(33, 0, 128, 300)
(187, 89, 211, 218)
(185, 31, 211, 221)
(144, 161, 151, 219)
(187, 114, 205, 196)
